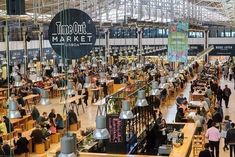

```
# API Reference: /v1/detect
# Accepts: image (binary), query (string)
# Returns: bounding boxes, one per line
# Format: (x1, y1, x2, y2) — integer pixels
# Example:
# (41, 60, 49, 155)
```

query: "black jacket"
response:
(14, 137, 29, 154)
(226, 128, 235, 144)
(30, 129, 44, 144)
(199, 149, 214, 157)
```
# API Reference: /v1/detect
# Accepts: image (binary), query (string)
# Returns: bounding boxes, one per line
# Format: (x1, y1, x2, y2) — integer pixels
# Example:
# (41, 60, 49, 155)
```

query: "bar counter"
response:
(78, 123, 196, 157)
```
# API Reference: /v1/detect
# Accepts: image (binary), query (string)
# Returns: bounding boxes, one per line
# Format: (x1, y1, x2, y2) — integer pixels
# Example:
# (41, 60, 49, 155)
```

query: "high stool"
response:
(57, 129, 65, 137)
(192, 135, 205, 157)
(50, 133, 60, 143)
(35, 143, 45, 154)
(26, 120, 36, 130)
(45, 139, 50, 150)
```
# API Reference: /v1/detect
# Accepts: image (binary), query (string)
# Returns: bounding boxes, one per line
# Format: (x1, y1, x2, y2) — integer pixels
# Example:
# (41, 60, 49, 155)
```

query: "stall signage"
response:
(48, 9, 96, 59)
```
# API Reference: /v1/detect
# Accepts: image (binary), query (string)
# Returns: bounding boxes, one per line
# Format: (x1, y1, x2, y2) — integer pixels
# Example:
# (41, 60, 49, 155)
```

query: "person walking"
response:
(226, 123, 235, 157)
(217, 86, 223, 106)
(205, 122, 221, 157)
(222, 115, 231, 151)
(199, 143, 214, 157)
(223, 85, 231, 108)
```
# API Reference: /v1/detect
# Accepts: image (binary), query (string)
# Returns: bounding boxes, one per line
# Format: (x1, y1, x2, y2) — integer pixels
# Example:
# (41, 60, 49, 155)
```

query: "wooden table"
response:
(0, 88, 8, 96)
(0, 96, 7, 108)
(191, 91, 205, 101)
(60, 95, 85, 115)
(10, 115, 32, 129)
(23, 94, 39, 111)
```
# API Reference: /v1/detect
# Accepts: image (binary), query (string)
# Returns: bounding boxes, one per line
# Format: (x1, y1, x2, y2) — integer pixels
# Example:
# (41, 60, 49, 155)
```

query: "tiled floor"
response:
(31, 75, 234, 157)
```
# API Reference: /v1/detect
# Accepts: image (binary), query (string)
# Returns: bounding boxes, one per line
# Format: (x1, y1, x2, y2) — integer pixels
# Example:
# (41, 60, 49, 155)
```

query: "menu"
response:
(107, 114, 125, 144)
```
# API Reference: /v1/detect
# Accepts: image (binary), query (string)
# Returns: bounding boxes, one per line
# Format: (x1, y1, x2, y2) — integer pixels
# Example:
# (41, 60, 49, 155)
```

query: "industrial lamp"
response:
(68, 65, 74, 74)
(14, 75, 23, 87)
(58, 135, 76, 157)
(66, 81, 76, 96)
(151, 81, 160, 96)
(135, 90, 149, 107)
(83, 76, 91, 88)
(99, 72, 106, 83)
(119, 100, 134, 119)
(93, 115, 110, 140)
(40, 89, 51, 105)
(8, 97, 21, 118)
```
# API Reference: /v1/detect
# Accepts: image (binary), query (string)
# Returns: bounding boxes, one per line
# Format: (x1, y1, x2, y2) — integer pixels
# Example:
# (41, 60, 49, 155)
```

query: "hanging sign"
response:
(48, 9, 96, 59)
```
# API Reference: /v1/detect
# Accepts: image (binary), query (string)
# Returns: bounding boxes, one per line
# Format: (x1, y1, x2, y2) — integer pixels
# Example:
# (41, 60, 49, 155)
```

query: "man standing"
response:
(199, 143, 213, 157)
(223, 85, 231, 108)
(226, 123, 235, 157)
(205, 122, 221, 157)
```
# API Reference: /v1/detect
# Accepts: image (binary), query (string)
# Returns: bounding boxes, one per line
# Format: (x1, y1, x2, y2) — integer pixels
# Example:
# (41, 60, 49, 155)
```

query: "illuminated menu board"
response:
(107, 114, 125, 144)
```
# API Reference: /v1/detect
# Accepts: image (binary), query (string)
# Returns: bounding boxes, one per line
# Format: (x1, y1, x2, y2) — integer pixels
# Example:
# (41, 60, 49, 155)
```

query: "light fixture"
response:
(66, 81, 76, 96)
(52, 67, 59, 77)
(131, 62, 136, 71)
(28, 60, 34, 68)
(2, 58, 7, 65)
(92, 57, 97, 68)
(99, 72, 106, 83)
(80, 63, 86, 70)
(135, 90, 149, 107)
(14, 75, 23, 87)
(119, 100, 134, 119)
(58, 135, 76, 157)
(58, 59, 64, 67)
(33, 55, 37, 61)
(83, 76, 91, 88)
(68, 65, 74, 74)
(8, 97, 21, 118)
(151, 81, 160, 96)
(45, 62, 50, 70)
(93, 115, 110, 140)
(11, 68, 18, 77)
(35, 72, 43, 82)
(40, 89, 51, 105)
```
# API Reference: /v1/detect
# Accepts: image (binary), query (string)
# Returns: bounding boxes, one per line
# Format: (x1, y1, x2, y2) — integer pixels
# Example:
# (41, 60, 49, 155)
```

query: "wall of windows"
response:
(109, 28, 137, 38)
(209, 26, 235, 37)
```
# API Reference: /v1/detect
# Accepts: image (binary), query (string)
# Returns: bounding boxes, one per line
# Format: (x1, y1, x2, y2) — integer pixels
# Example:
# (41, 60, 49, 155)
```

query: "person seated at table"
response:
(101, 82, 108, 97)
(178, 100, 188, 113)
(3, 116, 14, 133)
(41, 124, 51, 139)
(19, 87, 28, 97)
(31, 105, 40, 122)
(0, 131, 3, 145)
(18, 104, 26, 117)
(175, 108, 185, 123)
(205, 86, 212, 98)
(49, 118, 57, 134)
(176, 94, 186, 106)
(16, 93, 26, 107)
(156, 111, 163, 125)
(13, 132, 29, 155)
(55, 114, 64, 130)
(83, 88, 89, 106)
(39, 112, 48, 125)
(193, 110, 205, 135)
(91, 82, 99, 103)
(0, 119, 7, 134)
(199, 98, 209, 113)
(48, 109, 56, 119)
(2, 142, 11, 156)
(159, 119, 168, 145)
(68, 108, 78, 125)
(204, 95, 211, 108)
(30, 125, 45, 152)
(212, 107, 223, 126)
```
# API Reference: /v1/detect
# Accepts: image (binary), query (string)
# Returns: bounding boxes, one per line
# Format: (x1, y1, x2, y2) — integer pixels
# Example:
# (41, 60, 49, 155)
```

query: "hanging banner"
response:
(48, 9, 96, 59)
(167, 21, 189, 63)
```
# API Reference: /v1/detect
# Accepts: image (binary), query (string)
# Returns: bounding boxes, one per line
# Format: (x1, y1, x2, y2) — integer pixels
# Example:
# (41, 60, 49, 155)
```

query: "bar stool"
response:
(35, 143, 45, 154)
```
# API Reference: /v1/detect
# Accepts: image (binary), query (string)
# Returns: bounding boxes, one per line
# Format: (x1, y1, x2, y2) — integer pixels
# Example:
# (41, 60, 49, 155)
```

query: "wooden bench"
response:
(50, 133, 60, 143)
(192, 135, 205, 157)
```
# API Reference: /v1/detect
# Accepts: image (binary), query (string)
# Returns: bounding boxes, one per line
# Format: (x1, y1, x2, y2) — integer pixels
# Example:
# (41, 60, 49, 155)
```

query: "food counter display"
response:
(77, 123, 196, 157)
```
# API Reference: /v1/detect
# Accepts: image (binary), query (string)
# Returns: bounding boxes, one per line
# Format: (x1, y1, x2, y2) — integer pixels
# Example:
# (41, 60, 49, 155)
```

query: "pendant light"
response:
(92, 57, 97, 68)
(52, 66, 59, 77)
(111, 66, 118, 78)
(135, 90, 149, 107)
(8, 97, 21, 118)
(68, 65, 74, 74)
(14, 75, 23, 87)
(58, 59, 64, 67)
(66, 81, 76, 96)
(151, 81, 160, 96)
(119, 100, 134, 119)
(131, 62, 136, 71)
(33, 55, 37, 61)
(11, 67, 18, 77)
(40, 89, 51, 105)
(2, 58, 7, 65)
(58, 135, 76, 157)
(80, 63, 86, 70)
(83, 76, 91, 88)
(28, 60, 34, 68)
(93, 115, 110, 140)
(35, 72, 43, 82)
(99, 72, 106, 83)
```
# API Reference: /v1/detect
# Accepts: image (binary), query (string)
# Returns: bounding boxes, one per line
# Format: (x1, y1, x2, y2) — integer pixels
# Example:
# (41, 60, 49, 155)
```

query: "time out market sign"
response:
(48, 9, 96, 59)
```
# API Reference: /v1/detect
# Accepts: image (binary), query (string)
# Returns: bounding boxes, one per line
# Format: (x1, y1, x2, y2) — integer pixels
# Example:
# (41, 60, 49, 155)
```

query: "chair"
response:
(192, 135, 205, 157)
(35, 143, 45, 154)
(45, 139, 50, 150)
(50, 133, 60, 143)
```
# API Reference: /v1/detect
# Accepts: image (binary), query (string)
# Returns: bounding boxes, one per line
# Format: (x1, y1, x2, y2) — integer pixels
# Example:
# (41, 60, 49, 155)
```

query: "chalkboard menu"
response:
(106, 114, 127, 154)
